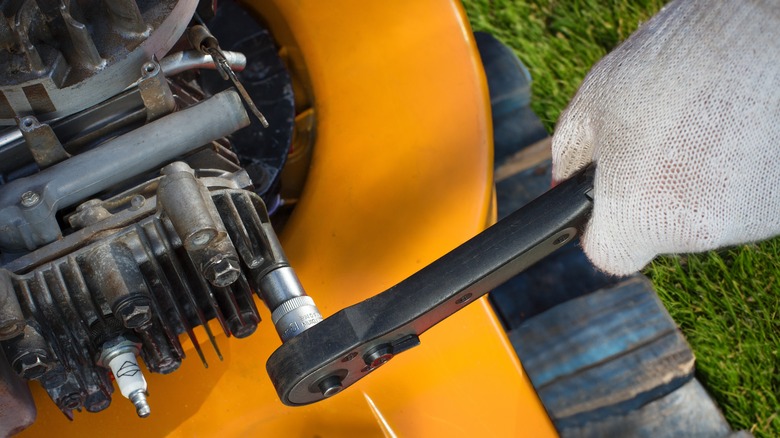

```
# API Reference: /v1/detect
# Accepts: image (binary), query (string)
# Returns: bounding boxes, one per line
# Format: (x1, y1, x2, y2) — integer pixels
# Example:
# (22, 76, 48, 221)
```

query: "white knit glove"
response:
(552, 0, 780, 276)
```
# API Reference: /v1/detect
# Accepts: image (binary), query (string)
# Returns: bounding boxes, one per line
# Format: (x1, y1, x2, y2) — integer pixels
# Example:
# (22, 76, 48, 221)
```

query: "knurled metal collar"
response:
(271, 296, 316, 324)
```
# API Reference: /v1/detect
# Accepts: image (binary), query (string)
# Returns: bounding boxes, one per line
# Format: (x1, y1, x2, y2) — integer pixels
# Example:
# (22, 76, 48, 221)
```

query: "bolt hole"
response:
(455, 293, 473, 305)
(553, 233, 570, 245)
(341, 352, 358, 362)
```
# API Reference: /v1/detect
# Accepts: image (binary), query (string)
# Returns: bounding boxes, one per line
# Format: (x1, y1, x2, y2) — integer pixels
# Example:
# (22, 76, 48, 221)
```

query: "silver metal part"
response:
(99, 339, 150, 419)
(0, 1, 301, 426)
(137, 61, 176, 122)
(19, 191, 40, 208)
(259, 266, 307, 309)
(270, 294, 323, 342)
(160, 50, 247, 76)
(188, 25, 270, 128)
(16, 116, 70, 168)
(317, 375, 343, 398)
(129, 390, 151, 418)
(159, 162, 223, 251)
(158, 161, 242, 288)
(0, 90, 250, 252)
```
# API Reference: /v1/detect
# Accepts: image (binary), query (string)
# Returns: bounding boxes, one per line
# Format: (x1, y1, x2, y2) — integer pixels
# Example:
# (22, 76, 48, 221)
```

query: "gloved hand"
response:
(552, 0, 780, 276)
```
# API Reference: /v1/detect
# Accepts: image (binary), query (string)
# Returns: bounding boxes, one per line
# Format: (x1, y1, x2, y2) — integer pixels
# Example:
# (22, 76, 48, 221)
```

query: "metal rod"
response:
(0, 90, 250, 251)
(159, 50, 247, 76)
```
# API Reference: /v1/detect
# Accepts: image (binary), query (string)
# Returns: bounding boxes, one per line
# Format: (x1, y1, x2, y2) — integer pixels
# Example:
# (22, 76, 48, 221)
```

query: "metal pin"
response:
(207, 45, 269, 128)
(188, 24, 269, 128)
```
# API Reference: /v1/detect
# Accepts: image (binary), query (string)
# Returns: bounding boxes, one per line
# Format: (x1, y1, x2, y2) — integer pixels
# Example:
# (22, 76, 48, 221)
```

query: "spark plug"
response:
(99, 338, 150, 418)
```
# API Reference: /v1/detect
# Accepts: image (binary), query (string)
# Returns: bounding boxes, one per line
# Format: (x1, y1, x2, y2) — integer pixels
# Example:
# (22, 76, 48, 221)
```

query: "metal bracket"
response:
(138, 60, 175, 122)
(16, 115, 70, 168)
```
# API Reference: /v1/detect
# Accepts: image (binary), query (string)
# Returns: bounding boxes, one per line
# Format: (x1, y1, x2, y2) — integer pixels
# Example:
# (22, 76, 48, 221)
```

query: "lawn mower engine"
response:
(0, 0, 321, 432)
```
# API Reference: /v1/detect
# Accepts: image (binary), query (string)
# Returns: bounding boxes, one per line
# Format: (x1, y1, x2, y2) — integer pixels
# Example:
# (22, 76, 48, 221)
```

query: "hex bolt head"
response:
(118, 303, 152, 328)
(114, 302, 152, 329)
(203, 257, 241, 287)
(59, 392, 83, 410)
(13, 352, 49, 380)
(20, 191, 40, 208)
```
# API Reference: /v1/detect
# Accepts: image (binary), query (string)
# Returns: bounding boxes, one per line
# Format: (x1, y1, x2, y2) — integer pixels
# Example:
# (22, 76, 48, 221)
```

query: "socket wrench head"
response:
(258, 267, 323, 341)
(271, 296, 323, 342)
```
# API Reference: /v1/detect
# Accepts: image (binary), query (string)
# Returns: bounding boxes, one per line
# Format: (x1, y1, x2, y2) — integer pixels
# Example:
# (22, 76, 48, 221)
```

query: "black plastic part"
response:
(490, 162, 622, 329)
(266, 166, 595, 406)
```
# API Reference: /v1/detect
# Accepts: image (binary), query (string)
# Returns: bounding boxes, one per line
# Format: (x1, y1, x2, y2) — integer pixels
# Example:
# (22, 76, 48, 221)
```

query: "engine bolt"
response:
(20, 191, 40, 208)
(13, 352, 49, 380)
(203, 256, 241, 287)
(118, 304, 152, 328)
(59, 392, 83, 410)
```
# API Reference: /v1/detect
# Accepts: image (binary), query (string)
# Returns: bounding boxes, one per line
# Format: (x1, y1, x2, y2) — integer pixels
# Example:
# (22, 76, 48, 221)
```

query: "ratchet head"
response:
(265, 166, 596, 406)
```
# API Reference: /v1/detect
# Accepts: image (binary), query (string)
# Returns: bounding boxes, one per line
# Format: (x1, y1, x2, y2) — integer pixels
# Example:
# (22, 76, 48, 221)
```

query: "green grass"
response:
(462, 1, 780, 436)
(648, 246, 780, 436)
(463, 0, 665, 131)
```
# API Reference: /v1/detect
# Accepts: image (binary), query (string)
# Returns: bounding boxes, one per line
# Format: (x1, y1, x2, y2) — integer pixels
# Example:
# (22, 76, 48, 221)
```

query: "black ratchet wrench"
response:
(267, 165, 595, 405)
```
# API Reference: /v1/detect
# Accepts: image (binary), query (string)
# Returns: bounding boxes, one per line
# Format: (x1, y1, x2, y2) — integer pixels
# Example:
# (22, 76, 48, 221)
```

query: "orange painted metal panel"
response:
(20, 1, 556, 436)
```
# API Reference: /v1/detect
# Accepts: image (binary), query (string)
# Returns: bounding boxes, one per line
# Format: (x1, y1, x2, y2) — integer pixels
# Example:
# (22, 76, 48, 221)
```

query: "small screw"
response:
(142, 62, 157, 76)
(20, 191, 40, 208)
(342, 352, 358, 362)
